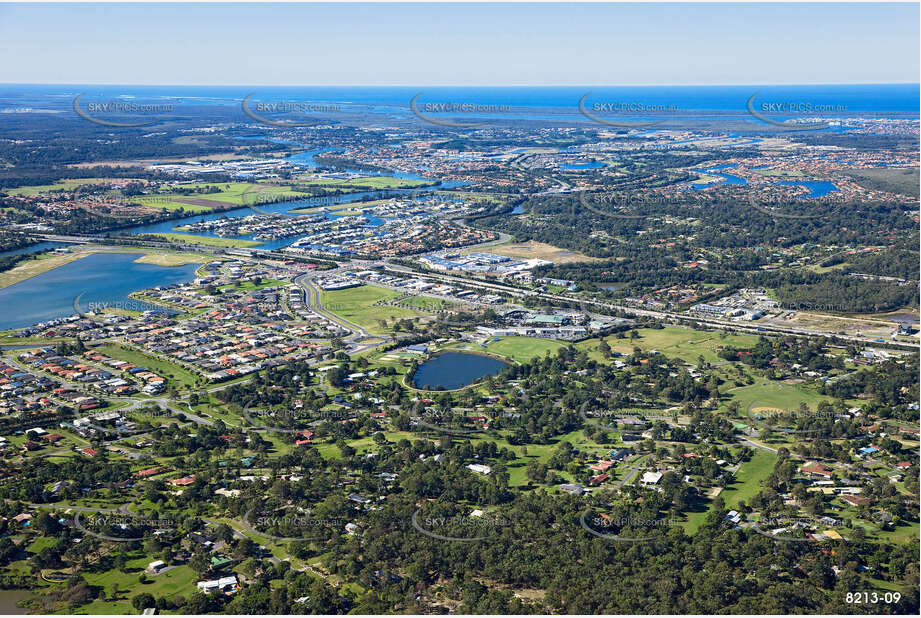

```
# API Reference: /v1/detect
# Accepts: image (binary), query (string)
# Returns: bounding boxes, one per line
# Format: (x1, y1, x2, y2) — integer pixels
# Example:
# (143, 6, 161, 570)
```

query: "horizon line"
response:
(2, 81, 919, 88)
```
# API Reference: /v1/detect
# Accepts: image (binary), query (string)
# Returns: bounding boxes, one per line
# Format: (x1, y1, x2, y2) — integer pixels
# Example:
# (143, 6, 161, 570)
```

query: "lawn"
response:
(400, 296, 461, 312)
(577, 326, 758, 365)
(725, 380, 835, 418)
(142, 233, 262, 248)
(5, 178, 128, 196)
(135, 182, 313, 212)
(134, 196, 216, 212)
(95, 343, 201, 390)
(218, 279, 289, 291)
(132, 252, 213, 266)
(682, 449, 777, 533)
(483, 336, 568, 363)
(73, 551, 199, 614)
(722, 449, 776, 509)
(320, 285, 420, 334)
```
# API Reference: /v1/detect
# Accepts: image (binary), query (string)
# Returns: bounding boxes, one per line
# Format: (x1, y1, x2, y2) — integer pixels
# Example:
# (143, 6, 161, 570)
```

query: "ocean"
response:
(1, 83, 918, 115)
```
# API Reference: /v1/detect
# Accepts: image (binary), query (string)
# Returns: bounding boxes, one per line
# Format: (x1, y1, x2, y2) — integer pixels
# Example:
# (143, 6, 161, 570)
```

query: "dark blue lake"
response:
(776, 180, 839, 198)
(691, 164, 748, 190)
(412, 352, 508, 390)
(0, 253, 199, 331)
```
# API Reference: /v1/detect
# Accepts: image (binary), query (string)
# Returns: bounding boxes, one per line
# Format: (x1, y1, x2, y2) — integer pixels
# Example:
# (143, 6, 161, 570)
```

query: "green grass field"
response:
(95, 344, 200, 389)
(143, 233, 262, 248)
(320, 285, 421, 334)
(722, 449, 777, 508)
(135, 182, 311, 212)
(725, 380, 835, 417)
(73, 551, 198, 614)
(483, 336, 568, 363)
(5, 178, 128, 196)
(682, 449, 777, 533)
(577, 327, 758, 365)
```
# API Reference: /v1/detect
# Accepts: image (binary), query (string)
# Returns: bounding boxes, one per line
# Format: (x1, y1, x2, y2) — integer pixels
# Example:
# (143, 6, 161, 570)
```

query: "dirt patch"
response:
(751, 406, 787, 415)
(469, 240, 596, 264)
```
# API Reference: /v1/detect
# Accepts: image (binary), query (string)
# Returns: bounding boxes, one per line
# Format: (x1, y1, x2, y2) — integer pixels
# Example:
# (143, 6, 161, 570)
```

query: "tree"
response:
(189, 551, 211, 575)
(132, 593, 156, 611)
(599, 339, 612, 359)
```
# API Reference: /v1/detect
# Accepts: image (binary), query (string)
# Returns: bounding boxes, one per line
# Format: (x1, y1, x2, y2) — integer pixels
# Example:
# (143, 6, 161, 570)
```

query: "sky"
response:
(0, 2, 918, 86)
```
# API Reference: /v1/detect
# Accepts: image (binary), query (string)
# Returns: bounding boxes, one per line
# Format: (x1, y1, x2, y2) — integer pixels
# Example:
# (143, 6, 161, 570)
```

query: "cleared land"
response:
(0, 250, 91, 289)
(132, 252, 212, 266)
(466, 240, 596, 264)
(4, 178, 137, 196)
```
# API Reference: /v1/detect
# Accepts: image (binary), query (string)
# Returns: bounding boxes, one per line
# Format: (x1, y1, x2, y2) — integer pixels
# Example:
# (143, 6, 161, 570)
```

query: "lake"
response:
(0, 252, 199, 331)
(776, 180, 839, 198)
(412, 352, 508, 390)
(691, 164, 748, 190)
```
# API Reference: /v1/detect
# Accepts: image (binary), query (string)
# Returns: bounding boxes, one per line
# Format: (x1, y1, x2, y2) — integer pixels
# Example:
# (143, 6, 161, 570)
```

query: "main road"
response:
(294, 272, 384, 354)
(380, 263, 920, 351)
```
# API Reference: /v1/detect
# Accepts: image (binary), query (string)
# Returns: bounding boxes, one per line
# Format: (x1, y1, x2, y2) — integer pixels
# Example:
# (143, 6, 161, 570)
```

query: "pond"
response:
(412, 352, 509, 390)
(0, 589, 34, 614)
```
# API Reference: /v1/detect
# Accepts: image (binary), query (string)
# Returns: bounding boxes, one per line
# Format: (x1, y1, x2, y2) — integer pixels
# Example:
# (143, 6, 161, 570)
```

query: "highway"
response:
(30, 232, 917, 351)
(380, 263, 920, 351)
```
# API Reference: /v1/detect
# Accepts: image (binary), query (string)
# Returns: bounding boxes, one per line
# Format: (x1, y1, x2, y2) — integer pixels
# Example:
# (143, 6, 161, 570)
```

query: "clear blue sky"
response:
(0, 2, 917, 85)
